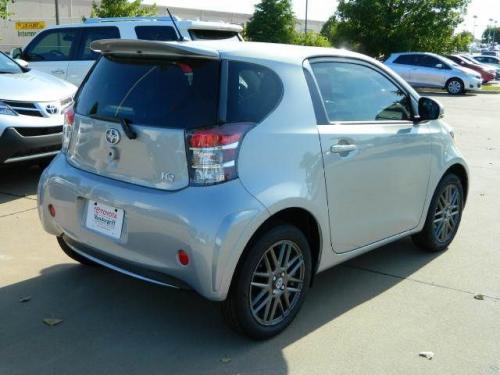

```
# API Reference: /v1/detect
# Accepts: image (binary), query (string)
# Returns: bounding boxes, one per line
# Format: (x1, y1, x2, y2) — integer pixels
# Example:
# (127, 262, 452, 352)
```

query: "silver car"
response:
(385, 52, 482, 95)
(0, 52, 76, 165)
(38, 40, 469, 339)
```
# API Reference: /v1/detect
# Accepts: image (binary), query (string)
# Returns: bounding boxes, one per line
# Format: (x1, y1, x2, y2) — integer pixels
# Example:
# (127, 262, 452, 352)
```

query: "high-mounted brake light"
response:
(62, 107, 74, 152)
(186, 123, 253, 186)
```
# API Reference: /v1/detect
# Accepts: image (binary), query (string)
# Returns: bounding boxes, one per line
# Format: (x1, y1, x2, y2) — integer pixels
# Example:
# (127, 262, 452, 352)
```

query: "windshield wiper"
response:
(120, 117, 137, 140)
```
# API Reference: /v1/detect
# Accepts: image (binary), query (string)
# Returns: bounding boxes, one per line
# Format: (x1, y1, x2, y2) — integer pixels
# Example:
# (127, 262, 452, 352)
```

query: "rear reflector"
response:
(177, 250, 189, 266)
(48, 204, 56, 217)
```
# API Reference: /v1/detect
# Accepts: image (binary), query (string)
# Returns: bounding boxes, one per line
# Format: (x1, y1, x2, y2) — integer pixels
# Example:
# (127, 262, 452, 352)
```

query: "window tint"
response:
(393, 54, 417, 65)
(419, 55, 442, 68)
(77, 27, 120, 60)
(226, 61, 282, 123)
(311, 62, 412, 122)
(24, 29, 77, 61)
(76, 56, 220, 129)
(189, 29, 240, 41)
(135, 26, 177, 41)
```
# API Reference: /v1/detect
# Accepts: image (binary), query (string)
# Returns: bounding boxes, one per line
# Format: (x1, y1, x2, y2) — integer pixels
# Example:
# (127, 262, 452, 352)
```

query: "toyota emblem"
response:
(105, 128, 121, 145)
(45, 104, 58, 115)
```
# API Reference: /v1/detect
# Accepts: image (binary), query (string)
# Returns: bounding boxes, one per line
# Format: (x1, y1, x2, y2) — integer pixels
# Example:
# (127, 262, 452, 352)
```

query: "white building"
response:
(0, 0, 324, 51)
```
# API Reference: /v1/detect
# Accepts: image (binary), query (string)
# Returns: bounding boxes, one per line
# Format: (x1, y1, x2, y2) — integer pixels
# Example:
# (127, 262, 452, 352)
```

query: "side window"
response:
(189, 29, 240, 41)
(226, 62, 283, 123)
(24, 29, 77, 61)
(393, 54, 417, 65)
(420, 55, 441, 68)
(135, 26, 177, 41)
(311, 61, 412, 122)
(77, 27, 120, 60)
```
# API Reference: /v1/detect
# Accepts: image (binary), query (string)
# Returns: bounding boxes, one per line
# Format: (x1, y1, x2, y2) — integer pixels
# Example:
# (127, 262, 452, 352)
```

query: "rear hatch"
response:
(67, 52, 220, 190)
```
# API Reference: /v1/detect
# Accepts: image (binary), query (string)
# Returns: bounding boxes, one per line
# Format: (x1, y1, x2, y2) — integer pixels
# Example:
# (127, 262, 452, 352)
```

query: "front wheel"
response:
(446, 78, 464, 95)
(412, 173, 464, 252)
(222, 224, 312, 340)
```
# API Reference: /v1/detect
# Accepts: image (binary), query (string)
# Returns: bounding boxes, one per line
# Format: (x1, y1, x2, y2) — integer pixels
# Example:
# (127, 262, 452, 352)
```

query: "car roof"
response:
(90, 39, 370, 65)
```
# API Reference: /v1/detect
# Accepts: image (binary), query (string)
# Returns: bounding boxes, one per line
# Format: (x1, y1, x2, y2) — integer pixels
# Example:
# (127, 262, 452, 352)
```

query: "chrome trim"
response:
(4, 151, 59, 163)
(67, 242, 180, 289)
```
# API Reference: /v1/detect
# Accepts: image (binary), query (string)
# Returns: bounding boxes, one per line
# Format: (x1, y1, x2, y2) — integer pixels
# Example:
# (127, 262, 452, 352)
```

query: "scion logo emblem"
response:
(45, 104, 58, 115)
(105, 128, 121, 145)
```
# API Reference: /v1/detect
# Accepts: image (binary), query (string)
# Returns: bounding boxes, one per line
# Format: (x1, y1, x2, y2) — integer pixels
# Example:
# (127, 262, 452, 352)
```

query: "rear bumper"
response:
(38, 154, 268, 300)
(0, 127, 62, 164)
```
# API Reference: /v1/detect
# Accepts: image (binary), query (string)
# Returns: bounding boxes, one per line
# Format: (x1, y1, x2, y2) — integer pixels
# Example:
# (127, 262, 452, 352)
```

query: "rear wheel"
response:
(446, 78, 464, 95)
(412, 173, 464, 252)
(222, 224, 312, 340)
(57, 236, 97, 266)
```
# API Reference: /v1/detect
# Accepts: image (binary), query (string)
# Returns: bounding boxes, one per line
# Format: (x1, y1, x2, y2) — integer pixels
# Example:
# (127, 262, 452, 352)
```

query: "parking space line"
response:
(0, 207, 37, 219)
(343, 264, 500, 301)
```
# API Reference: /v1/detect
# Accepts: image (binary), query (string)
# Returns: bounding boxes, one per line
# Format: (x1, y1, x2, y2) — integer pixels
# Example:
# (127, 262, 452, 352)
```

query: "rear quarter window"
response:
(135, 26, 178, 41)
(189, 29, 240, 41)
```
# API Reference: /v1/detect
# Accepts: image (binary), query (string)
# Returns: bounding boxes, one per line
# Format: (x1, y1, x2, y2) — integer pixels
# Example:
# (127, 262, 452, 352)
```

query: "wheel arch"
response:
(444, 163, 469, 205)
(231, 207, 323, 291)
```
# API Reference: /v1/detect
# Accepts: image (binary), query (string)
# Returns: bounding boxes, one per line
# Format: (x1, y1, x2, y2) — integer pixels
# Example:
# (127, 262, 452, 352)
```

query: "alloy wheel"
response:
(433, 184, 461, 243)
(249, 240, 305, 326)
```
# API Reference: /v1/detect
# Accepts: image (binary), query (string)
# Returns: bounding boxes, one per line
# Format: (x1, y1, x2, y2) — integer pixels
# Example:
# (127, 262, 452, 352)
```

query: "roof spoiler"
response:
(90, 39, 220, 59)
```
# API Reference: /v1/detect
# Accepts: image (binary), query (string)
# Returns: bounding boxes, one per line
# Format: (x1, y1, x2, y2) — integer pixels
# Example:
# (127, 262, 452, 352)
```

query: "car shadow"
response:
(416, 89, 478, 97)
(0, 163, 43, 203)
(0, 237, 441, 374)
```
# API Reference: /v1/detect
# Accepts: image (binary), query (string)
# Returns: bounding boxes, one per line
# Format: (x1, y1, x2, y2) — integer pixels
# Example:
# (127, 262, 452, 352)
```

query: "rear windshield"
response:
(75, 56, 220, 129)
(189, 29, 240, 41)
(75, 56, 282, 128)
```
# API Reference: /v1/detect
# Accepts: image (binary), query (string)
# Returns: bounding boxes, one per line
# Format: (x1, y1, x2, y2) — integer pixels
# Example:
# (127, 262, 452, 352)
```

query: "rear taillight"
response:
(62, 107, 74, 152)
(186, 123, 253, 186)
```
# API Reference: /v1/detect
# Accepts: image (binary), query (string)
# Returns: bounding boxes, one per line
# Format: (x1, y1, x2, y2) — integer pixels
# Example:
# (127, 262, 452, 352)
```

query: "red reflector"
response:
(177, 250, 189, 266)
(48, 204, 56, 217)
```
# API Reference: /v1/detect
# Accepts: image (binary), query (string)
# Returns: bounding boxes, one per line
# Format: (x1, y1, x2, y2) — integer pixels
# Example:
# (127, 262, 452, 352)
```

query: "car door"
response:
(411, 55, 450, 88)
(66, 26, 121, 86)
(22, 28, 78, 81)
(389, 54, 417, 82)
(309, 58, 431, 253)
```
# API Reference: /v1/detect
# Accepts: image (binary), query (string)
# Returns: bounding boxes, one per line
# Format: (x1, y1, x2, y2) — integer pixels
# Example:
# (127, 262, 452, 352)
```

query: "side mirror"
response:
(435, 63, 443, 69)
(418, 97, 443, 121)
(10, 47, 22, 59)
(15, 59, 29, 68)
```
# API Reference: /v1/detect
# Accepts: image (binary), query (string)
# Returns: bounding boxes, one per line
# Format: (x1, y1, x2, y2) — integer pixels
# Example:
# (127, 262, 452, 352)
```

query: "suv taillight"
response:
(62, 107, 74, 152)
(186, 123, 253, 186)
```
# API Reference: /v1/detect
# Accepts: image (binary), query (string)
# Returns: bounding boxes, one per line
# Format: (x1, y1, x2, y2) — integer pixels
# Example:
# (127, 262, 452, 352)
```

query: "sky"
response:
(145, 0, 500, 38)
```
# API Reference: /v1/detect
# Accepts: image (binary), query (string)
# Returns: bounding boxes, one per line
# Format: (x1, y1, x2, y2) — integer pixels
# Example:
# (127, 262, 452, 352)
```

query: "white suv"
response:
(10, 16, 242, 86)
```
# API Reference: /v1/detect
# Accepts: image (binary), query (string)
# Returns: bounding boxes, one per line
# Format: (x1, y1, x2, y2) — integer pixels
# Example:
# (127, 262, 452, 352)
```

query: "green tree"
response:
(482, 27, 500, 44)
(329, 0, 470, 58)
(0, 0, 11, 19)
(320, 15, 338, 45)
(245, 0, 296, 43)
(448, 31, 474, 52)
(91, 0, 157, 18)
(294, 31, 331, 47)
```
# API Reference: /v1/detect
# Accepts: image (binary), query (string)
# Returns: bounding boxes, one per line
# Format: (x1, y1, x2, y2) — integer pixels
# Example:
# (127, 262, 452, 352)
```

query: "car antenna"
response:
(167, 8, 185, 41)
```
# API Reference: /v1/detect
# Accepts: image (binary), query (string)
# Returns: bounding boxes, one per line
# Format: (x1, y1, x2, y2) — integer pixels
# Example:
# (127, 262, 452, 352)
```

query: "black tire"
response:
(222, 224, 312, 340)
(57, 236, 97, 266)
(446, 78, 465, 95)
(412, 173, 464, 252)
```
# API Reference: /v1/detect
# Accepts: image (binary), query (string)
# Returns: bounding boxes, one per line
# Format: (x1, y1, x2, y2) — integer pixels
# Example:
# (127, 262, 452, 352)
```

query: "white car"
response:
(0, 52, 76, 165)
(385, 52, 482, 95)
(10, 16, 243, 86)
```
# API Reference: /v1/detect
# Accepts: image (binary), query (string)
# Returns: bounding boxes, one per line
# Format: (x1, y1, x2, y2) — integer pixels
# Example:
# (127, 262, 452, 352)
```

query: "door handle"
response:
(51, 69, 65, 74)
(330, 144, 357, 154)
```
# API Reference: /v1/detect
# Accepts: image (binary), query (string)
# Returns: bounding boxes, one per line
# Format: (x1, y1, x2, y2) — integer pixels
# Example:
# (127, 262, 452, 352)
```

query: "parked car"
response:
(0, 52, 76, 165)
(480, 50, 500, 57)
(38, 40, 469, 339)
(384, 52, 482, 94)
(472, 55, 500, 79)
(10, 16, 242, 86)
(445, 54, 496, 83)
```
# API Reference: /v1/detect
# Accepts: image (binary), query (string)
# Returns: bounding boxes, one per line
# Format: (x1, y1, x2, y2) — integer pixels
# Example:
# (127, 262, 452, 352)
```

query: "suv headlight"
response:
(0, 101, 17, 116)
